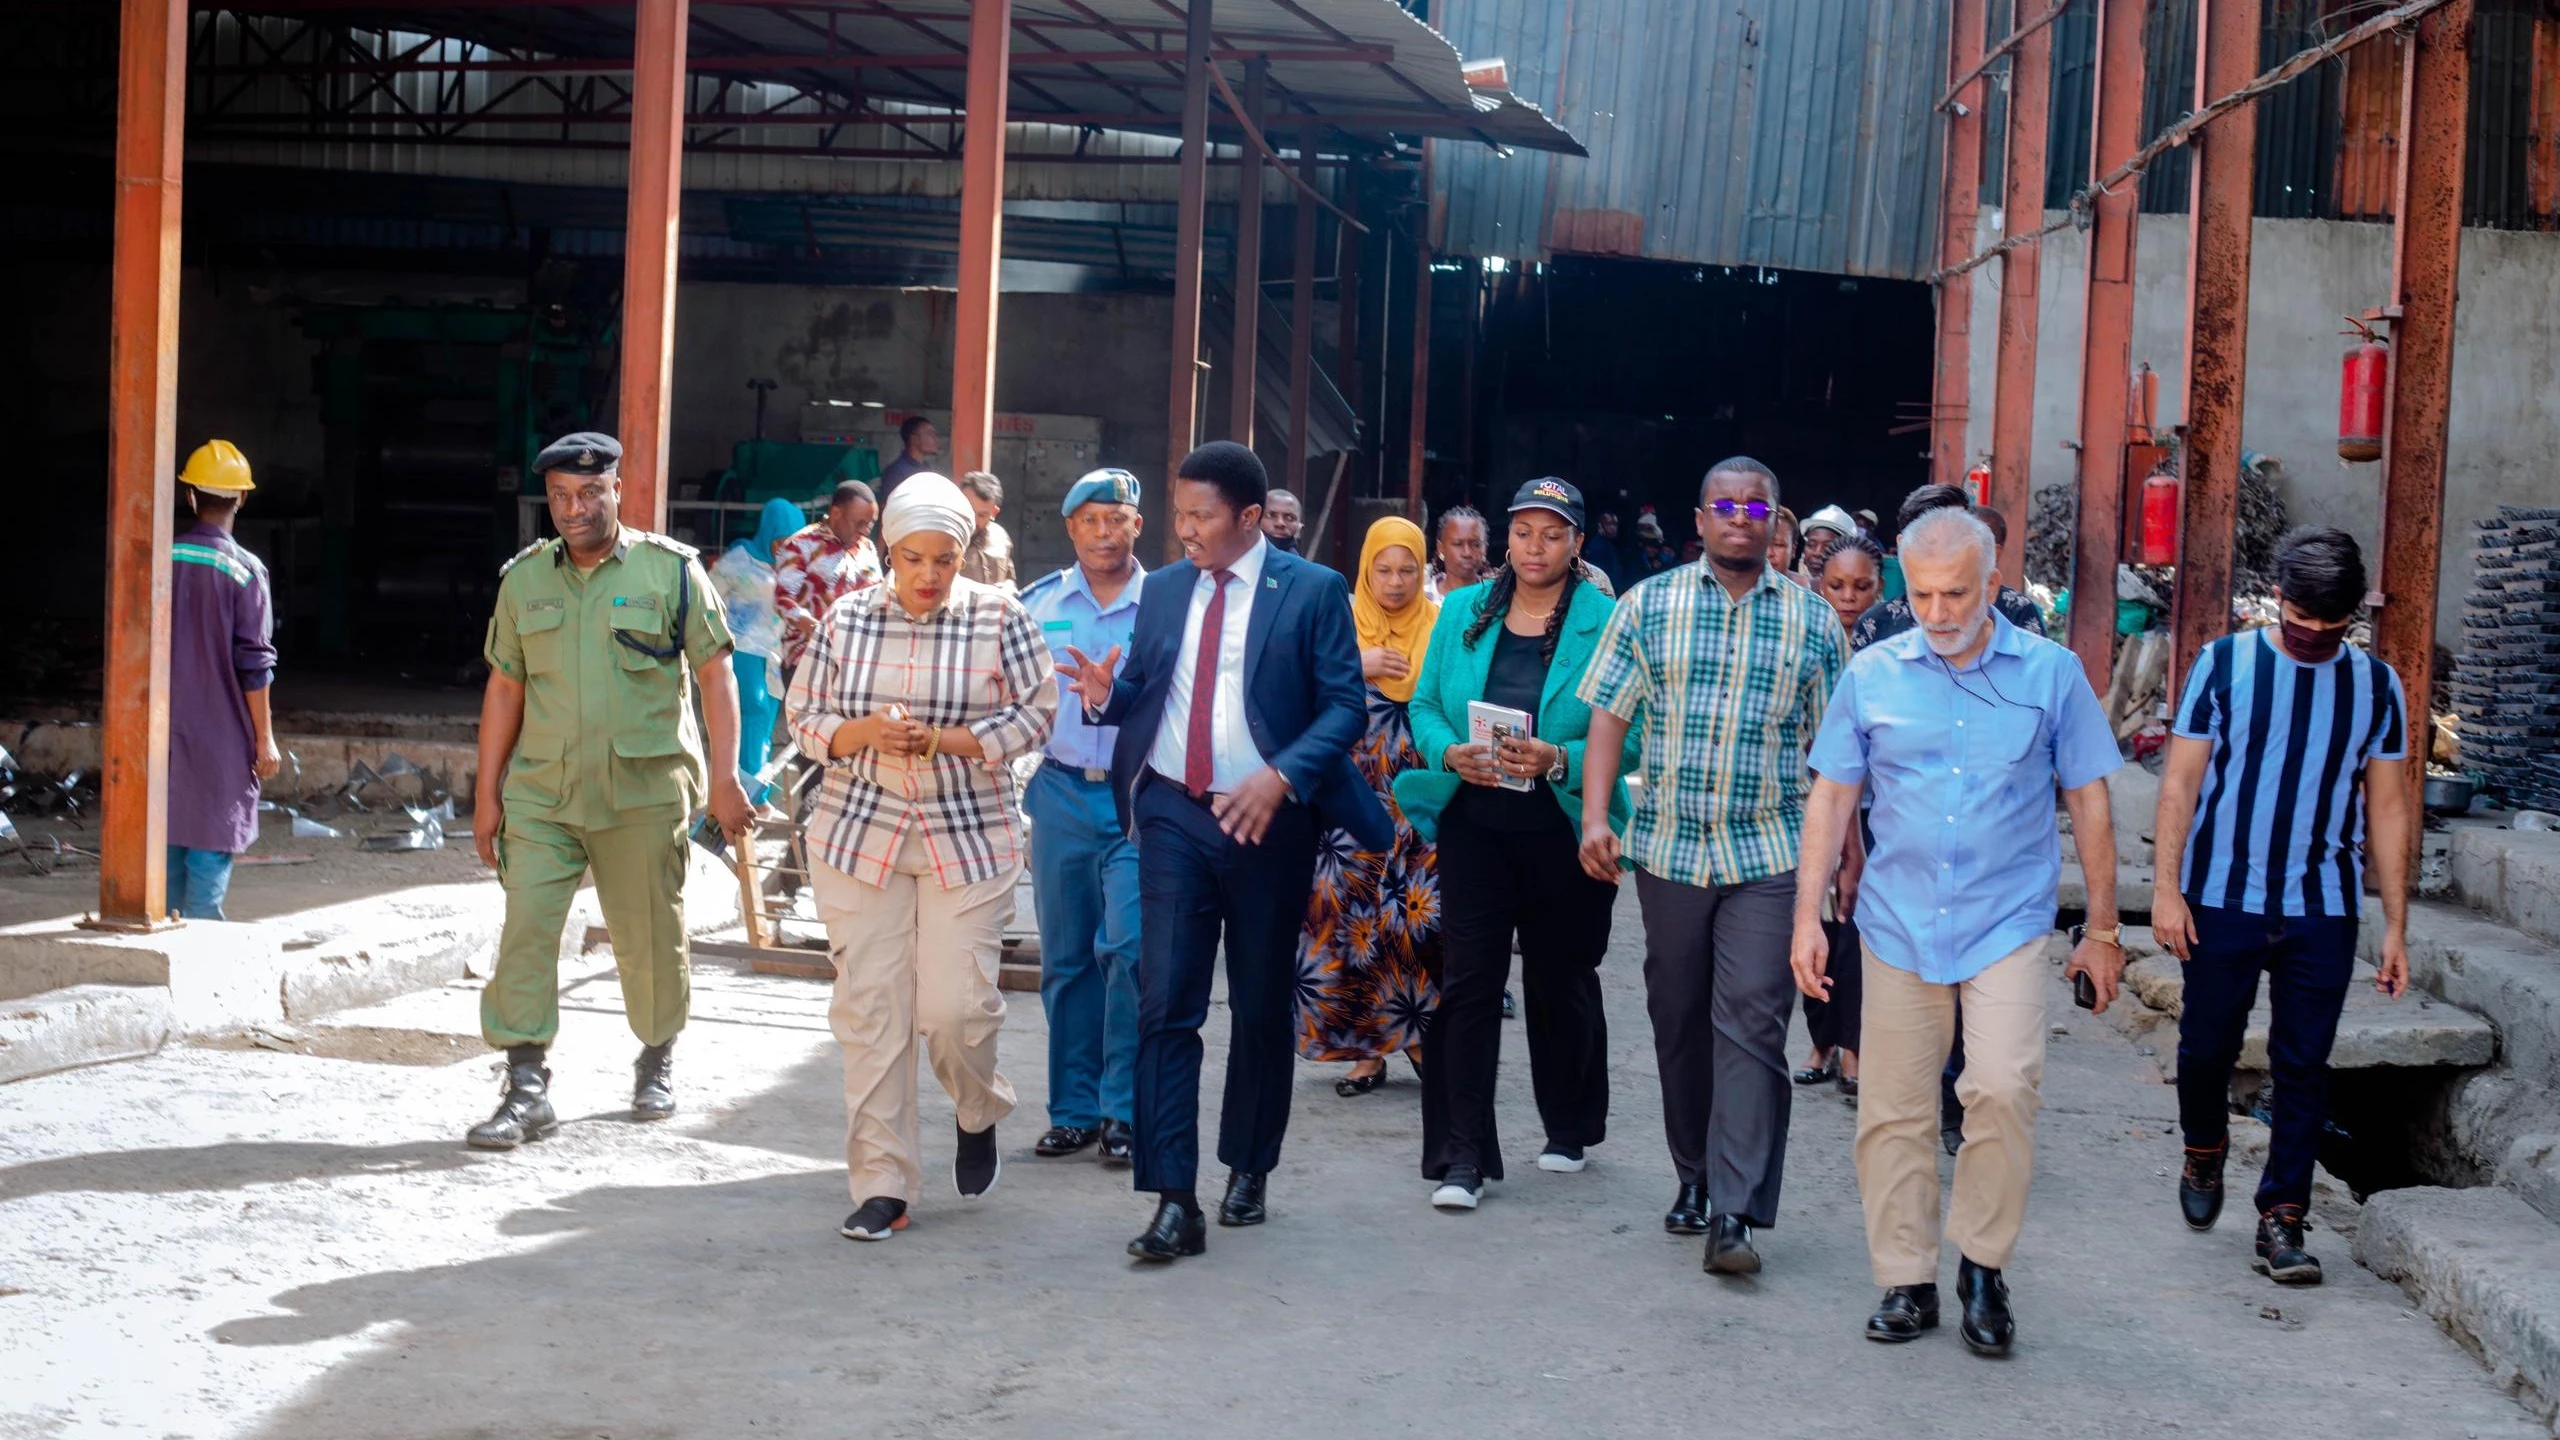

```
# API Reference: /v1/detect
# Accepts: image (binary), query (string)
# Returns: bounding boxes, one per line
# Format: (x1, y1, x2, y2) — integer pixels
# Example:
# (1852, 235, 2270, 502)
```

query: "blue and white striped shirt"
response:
(2172, 628, 2408, 918)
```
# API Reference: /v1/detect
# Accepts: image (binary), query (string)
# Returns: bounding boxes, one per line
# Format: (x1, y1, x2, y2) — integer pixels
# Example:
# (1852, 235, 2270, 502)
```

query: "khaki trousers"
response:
(813, 828, 1018, 1204)
(1854, 936, 2050, 1286)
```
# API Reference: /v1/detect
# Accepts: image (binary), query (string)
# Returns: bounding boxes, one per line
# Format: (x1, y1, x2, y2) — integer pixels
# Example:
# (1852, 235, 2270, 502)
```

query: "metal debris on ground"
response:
(2448, 507, 2560, 811)
(290, 815, 343, 839)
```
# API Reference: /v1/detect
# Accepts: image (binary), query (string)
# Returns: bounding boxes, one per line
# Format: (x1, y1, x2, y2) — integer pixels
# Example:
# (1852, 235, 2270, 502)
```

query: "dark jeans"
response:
(1421, 808, 1615, 1182)
(1130, 776, 1320, 1195)
(2174, 902, 2360, 1213)
(1633, 867, 1798, 1227)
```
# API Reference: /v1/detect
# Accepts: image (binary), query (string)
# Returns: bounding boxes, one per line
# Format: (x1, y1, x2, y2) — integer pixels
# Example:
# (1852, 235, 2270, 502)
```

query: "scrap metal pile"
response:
(2450, 506, 2560, 812)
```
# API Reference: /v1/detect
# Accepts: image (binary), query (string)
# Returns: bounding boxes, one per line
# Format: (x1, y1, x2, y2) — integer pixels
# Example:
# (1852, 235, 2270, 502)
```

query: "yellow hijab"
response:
(1351, 516, 1437, 703)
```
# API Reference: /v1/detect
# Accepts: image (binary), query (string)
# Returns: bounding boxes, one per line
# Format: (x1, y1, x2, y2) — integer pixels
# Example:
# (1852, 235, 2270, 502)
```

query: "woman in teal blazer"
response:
(1392, 478, 1634, 1209)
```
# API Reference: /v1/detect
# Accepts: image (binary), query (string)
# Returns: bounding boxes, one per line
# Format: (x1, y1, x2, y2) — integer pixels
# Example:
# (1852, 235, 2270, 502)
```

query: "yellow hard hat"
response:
(180, 439, 255, 493)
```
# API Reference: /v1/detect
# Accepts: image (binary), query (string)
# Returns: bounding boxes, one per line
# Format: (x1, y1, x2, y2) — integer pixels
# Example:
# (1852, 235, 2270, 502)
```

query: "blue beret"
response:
(1060, 467, 1142, 517)
(534, 431, 621, 476)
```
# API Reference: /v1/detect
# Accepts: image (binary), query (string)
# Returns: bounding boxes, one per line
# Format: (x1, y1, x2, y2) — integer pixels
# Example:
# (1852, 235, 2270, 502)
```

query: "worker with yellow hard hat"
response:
(166, 440, 281, 921)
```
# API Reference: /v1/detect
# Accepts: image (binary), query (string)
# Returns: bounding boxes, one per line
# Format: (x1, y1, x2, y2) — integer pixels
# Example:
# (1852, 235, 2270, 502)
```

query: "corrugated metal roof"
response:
(1431, 0, 1948, 279)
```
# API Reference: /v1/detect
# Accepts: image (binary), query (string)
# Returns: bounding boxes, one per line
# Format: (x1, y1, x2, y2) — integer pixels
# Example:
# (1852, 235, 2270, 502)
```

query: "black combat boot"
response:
(2179, 1143, 2227, 1231)
(632, 1040, 677, 1121)
(468, 1047, 558, 1150)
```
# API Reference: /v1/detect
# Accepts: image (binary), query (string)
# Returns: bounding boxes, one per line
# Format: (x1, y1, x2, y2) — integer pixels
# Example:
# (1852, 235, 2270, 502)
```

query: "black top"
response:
(1449, 625, 1565, 833)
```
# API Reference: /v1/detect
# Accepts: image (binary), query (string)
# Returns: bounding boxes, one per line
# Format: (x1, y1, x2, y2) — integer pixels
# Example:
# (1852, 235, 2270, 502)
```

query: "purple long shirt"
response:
(167, 522, 277, 853)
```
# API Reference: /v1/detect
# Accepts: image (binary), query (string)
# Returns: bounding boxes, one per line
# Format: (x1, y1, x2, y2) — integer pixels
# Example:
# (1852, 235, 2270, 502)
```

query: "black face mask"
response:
(1269, 533, 1298, 553)
(2280, 616, 2347, 663)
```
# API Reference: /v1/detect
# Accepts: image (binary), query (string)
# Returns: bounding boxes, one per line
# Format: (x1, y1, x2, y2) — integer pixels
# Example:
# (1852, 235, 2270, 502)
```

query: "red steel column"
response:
(1987, 7, 2051, 584)
(950, 0, 1012, 478)
(1286, 127, 1319, 494)
(95, 0, 188, 929)
(1930, 0, 1989, 491)
(2166, 0, 2261, 699)
(617, 0, 689, 530)
(1165, 0, 1214, 552)
(2065, 0, 2148, 691)
(1227, 57, 1267, 446)
(2374, 0, 2474, 835)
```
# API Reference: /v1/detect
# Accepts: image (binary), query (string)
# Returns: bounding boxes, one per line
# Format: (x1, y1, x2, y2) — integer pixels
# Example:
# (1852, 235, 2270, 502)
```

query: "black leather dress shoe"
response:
(2180, 1143, 2227, 1231)
(1127, 1198, 1207, 1261)
(1865, 1284, 1940, 1343)
(1098, 1118, 1135, 1164)
(467, 1059, 559, 1150)
(1956, 1257, 2014, 1356)
(1663, 1183, 1710, 1236)
(1035, 1124, 1100, 1158)
(1218, 1169, 1267, 1227)
(632, 1041, 676, 1122)
(1703, 1214, 1761, 1275)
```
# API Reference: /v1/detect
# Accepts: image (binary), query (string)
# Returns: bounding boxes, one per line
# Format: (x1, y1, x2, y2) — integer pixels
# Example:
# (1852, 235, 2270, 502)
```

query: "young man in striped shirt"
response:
(2152, 527, 2414, 1286)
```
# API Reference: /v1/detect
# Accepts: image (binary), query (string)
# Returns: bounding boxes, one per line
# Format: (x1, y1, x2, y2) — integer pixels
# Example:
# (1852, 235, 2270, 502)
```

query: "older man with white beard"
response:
(1789, 506, 2126, 1359)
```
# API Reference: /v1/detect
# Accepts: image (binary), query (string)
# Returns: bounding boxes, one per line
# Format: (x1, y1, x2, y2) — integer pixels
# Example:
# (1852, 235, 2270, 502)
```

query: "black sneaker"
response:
(1538, 1141, 1587, 1173)
(2179, 1144, 2227, 1231)
(1431, 1166, 1484, 1210)
(954, 1123, 1001, 1199)
(2253, 1204, 2323, 1285)
(840, 1196, 909, 1241)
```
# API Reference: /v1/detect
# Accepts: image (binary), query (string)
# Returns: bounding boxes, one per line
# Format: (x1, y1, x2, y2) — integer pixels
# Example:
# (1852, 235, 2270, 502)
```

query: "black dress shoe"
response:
(632, 1041, 677, 1122)
(1663, 1183, 1710, 1236)
(1865, 1284, 1940, 1342)
(1127, 1198, 1207, 1261)
(1703, 1214, 1761, 1275)
(1793, 1056, 1838, 1086)
(1217, 1169, 1267, 1227)
(1501, 989, 1517, 1020)
(1035, 1124, 1100, 1158)
(2180, 1143, 2227, 1231)
(467, 1058, 559, 1150)
(954, 1123, 1000, 1199)
(1098, 1118, 1135, 1164)
(2252, 1204, 2323, 1285)
(1956, 1257, 2014, 1356)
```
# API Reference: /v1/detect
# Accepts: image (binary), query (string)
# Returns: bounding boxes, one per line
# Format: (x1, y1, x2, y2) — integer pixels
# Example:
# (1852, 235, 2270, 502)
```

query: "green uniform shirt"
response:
(485, 529, 734, 829)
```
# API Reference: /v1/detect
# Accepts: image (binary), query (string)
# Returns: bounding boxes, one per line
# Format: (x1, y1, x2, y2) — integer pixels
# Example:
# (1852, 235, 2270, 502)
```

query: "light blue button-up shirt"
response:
(1020, 560, 1144, 773)
(1807, 611, 2120, 983)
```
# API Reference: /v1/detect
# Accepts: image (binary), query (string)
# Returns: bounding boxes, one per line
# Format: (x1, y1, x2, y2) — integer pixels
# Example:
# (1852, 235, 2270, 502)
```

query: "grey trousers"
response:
(1634, 868, 1798, 1227)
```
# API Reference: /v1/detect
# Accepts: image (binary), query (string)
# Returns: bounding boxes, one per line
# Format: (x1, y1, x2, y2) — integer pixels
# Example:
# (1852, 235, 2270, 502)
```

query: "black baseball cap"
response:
(1508, 476, 1585, 530)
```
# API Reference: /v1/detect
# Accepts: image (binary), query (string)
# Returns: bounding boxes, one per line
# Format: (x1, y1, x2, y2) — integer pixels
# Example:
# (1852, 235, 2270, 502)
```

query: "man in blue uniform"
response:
(1019, 468, 1148, 1164)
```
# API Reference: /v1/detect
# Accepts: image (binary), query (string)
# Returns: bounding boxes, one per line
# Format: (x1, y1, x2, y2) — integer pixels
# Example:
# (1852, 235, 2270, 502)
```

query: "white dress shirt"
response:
(1148, 535, 1271, 793)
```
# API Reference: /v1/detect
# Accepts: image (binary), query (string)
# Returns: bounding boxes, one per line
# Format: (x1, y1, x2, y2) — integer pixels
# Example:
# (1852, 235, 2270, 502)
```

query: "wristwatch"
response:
(1545, 747, 1569, 784)
(2069, 922, 2122, 948)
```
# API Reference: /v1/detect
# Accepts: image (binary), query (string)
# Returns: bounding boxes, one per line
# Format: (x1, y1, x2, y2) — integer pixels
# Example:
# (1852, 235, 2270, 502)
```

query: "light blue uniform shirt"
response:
(1807, 611, 2121, 984)
(1020, 561, 1144, 774)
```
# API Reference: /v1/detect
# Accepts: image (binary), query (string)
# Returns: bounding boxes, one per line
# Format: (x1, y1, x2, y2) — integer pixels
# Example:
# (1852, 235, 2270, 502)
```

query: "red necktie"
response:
(1185, 569, 1234, 797)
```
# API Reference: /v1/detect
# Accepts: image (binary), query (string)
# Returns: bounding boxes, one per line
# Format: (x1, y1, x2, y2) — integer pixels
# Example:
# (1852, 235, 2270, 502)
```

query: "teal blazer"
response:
(1392, 577, 1634, 845)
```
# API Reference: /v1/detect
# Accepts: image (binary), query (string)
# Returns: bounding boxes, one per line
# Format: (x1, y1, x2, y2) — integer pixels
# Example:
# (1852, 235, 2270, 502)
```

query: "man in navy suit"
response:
(1058, 440, 1389, 1261)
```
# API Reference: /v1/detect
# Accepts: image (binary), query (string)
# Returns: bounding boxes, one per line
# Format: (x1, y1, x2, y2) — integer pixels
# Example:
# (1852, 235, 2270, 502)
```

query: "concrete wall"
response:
(1964, 212, 2560, 647)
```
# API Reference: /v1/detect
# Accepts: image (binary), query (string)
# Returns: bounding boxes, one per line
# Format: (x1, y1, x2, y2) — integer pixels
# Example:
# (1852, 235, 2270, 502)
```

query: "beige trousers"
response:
(813, 828, 1018, 1204)
(1854, 935, 2050, 1286)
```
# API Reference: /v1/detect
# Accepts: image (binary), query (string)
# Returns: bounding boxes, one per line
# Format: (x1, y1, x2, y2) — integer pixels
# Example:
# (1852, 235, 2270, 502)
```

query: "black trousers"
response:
(1421, 807, 1616, 1181)
(1801, 918, 1863, 1054)
(1633, 867, 1798, 1227)
(1130, 775, 1320, 1195)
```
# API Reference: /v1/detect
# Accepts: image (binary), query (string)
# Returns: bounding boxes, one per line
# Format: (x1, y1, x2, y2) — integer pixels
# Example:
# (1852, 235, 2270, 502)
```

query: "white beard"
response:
(1923, 608, 1990, 658)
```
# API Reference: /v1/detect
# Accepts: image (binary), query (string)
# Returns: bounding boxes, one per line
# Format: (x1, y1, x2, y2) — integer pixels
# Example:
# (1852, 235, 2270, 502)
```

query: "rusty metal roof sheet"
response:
(1431, 0, 1947, 279)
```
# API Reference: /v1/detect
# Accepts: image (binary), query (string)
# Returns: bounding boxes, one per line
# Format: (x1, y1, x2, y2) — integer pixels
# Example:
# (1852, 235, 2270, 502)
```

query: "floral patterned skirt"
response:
(1293, 691, 1443, 1062)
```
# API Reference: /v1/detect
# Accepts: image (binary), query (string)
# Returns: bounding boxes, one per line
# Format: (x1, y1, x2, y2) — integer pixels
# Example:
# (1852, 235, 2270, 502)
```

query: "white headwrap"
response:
(878, 472, 976, 549)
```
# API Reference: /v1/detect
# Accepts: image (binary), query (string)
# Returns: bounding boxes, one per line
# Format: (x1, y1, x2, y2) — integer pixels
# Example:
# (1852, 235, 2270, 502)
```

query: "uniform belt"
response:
(1042, 757, 1113, 785)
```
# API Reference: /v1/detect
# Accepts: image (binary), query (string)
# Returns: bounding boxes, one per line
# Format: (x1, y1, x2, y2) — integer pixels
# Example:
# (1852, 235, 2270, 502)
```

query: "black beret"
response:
(534, 431, 622, 476)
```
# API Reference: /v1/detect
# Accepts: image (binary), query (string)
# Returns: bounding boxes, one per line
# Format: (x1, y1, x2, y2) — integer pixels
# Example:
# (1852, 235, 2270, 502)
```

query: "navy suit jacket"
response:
(1094, 546, 1392, 852)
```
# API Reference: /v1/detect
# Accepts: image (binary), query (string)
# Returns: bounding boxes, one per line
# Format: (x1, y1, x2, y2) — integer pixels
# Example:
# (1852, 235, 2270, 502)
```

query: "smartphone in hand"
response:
(2072, 969, 2098, 1011)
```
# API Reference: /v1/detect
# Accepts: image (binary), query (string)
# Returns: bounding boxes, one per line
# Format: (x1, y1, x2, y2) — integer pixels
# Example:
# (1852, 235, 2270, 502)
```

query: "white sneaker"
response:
(1538, 1144, 1587, 1173)
(1431, 1169, 1483, 1209)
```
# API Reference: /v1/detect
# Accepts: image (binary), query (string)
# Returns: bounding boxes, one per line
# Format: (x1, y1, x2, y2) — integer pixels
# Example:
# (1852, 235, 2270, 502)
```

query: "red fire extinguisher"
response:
(2139, 466, 2181, 566)
(2339, 319, 2388, 463)
(1962, 458, 1990, 506)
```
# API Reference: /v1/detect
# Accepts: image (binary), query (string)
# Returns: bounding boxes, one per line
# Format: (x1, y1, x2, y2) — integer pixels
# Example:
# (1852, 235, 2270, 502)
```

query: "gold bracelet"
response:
(923, 726, 943, 761)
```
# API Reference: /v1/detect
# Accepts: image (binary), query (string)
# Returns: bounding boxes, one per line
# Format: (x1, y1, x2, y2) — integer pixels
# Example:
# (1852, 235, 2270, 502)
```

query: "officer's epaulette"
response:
(1018, 567, 1067, 602)
(632, 530, 700, 561)
(498, 538, 555, 577)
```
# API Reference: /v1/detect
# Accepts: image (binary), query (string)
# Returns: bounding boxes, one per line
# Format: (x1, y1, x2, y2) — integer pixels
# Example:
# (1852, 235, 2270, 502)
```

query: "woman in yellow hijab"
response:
(1299, 515, 1446, 1095)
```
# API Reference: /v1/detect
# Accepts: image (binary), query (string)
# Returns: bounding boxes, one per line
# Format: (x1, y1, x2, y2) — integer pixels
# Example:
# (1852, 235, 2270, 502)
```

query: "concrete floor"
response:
(0, 887, 2543, 1440)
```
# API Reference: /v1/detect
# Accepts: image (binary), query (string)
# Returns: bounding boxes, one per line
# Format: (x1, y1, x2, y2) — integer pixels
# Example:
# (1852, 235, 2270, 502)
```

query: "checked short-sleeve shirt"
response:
(1578, 561, 1846, 888)
(786, 576, 1059, 888)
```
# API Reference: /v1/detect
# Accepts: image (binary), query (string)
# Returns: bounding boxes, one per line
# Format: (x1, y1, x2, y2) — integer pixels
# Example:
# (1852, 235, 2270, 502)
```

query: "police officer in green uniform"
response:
(467, 432, 756, 1149)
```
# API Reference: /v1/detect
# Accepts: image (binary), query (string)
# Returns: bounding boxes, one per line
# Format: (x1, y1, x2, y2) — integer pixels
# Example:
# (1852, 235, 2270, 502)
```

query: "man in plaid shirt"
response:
(1577, 457, 1847, 1278)
(775, 479, 883, 671)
